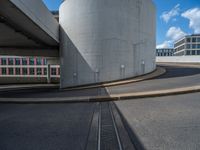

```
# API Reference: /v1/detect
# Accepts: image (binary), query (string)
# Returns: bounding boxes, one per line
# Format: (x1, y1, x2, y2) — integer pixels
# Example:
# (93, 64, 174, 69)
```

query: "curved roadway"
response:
(107, 64, 200, 95)
(0, 64, 200, 98)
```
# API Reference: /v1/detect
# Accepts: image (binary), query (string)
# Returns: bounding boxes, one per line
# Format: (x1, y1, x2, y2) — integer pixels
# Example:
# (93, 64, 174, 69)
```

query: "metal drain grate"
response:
(100, 102, 120, 150)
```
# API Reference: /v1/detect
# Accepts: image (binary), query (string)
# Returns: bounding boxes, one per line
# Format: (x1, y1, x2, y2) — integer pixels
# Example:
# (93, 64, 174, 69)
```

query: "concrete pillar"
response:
(46, 64, 50, 84)
(46, 58, 59, 84)
(59, 0, 156, 88)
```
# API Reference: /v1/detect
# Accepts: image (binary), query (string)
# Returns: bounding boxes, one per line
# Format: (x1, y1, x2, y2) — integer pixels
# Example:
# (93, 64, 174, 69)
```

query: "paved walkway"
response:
(115, 92, 200, 150)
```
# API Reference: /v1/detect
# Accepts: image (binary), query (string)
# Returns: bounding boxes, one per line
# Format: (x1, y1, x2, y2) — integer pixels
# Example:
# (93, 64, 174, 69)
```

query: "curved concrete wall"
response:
(59, 0, 156, 88)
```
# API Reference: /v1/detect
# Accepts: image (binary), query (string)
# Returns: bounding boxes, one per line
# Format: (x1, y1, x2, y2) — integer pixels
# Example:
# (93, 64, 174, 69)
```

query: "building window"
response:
(43, 59, 47, 65)
(9, 68, 13, 75)
(192, 38, 196, 43)
(192, 50, 196, 55)
(1, 58, 7, 65)
(197, 44, 200, 49)
(15, 58, 20, 65)
(187, 38, 191, 43)
(2, 68, 6, 75)
(8, 58, 14, 65)
(29, 58, 34, 65)
(44, 68, 47, 75)
(37, 68, 42, 75)
(30, 68, 35, 75)
(192, 44, 196, 49)
(22, 58, 27, 65)
(22, 68, 27, 75)
(197, 38, 200, 42)
(51, 68, 57, 75)
(58, 68, 60, 75)
(186, 44, 191, 49)
(186, 50, 191, 55)
(16, 68, 20, 75)
(197, 51, 200, 55)
(36, 58, 42, 65)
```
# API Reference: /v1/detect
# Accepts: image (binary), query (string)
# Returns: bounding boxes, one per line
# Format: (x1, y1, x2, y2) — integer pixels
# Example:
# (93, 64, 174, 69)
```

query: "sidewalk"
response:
(114, 92, 200, 150)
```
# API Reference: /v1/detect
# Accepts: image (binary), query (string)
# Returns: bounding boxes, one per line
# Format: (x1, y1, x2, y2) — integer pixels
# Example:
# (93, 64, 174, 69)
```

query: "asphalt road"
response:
(0, 102, 136, 150)
(108, 64, 200, 94)
(0, 103, 95, 150)
(115, 92, 200, 150)
(0, 87, 108, 98)
(157, 64, 200, 79)
(1, 64, 200, 98)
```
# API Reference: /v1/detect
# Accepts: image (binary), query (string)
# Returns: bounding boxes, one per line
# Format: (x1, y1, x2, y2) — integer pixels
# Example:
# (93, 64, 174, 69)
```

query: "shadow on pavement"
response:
(156, 65, 200, 79)
(0, 87, 109, 98)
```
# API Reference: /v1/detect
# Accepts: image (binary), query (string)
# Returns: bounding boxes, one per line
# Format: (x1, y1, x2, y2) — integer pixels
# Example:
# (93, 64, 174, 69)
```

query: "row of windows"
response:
(175, 37, 200, 48)
(186, 50, 200, 55)
(174, 39, 185, 48)
(175, 51, 185, 56)
(0, 58, 46, 66)
(186, 37, 200, 43)
(0, 68, 59, 76)
(156, 52, 174, 56)
(175, 45, 185, 52)
(186, 44, 200, 49)
(156, 49, 174, 53)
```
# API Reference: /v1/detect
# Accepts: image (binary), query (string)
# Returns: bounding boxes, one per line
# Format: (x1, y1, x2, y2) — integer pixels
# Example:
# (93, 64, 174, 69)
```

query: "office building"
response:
(174, 34, 200, 56)
(0, 56, 60, 84)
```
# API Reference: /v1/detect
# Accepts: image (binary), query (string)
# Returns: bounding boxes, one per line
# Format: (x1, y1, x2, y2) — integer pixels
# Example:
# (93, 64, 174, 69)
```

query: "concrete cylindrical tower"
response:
(59, 0, 156, 88)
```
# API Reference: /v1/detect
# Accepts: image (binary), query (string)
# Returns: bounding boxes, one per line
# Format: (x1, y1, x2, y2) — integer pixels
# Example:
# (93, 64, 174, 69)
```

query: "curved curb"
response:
(157, 63, 200, 68)
(1, 85, 200, 103)
(64, 67, 166, 91)
(109, 85, 200, 101)
(0, 67, 165, 93)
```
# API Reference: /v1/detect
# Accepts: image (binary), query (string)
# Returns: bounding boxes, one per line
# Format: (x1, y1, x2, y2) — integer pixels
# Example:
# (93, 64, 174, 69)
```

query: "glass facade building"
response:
(174, 34, 200, 56)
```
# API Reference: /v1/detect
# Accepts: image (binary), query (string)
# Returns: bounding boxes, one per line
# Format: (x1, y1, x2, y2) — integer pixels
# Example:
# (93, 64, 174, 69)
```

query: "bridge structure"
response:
(0, 0, 59, 57)
(0, 0, 156, 88)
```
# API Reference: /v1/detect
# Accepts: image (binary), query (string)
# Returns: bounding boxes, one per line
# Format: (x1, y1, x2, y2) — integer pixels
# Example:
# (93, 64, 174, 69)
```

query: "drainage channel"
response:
(85, 102, 136, 150)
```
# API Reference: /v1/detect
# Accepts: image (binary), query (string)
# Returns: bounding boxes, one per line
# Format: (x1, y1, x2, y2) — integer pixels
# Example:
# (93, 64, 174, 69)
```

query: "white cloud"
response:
(166, 27, 186, 41)
(182, 8, 200, 34)
(156, 41, 172, 49)
(157, 27, 186, 48)
(161, 4, 180, 23)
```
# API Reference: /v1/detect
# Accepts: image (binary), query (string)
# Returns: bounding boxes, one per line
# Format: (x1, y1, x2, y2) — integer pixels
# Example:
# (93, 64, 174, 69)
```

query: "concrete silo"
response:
(59, 0, 156, 88)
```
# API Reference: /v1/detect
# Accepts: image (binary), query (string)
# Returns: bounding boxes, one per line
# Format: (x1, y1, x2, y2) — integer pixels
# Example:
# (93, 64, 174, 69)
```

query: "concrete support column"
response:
(27, 58, 30, 75)
(59, 0, 156, 88)
(46, 58, 59, 84)
(0, 58, 2, 76)
(47, 64, 51, 84)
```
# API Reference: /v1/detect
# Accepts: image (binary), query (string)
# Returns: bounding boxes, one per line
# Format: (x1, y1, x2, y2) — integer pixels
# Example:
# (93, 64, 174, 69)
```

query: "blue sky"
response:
(43, 0, 200, 48)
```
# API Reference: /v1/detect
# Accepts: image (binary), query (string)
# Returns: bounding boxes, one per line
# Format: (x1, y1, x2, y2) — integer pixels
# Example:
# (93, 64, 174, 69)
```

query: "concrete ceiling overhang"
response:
(0, 0, 59, 57)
